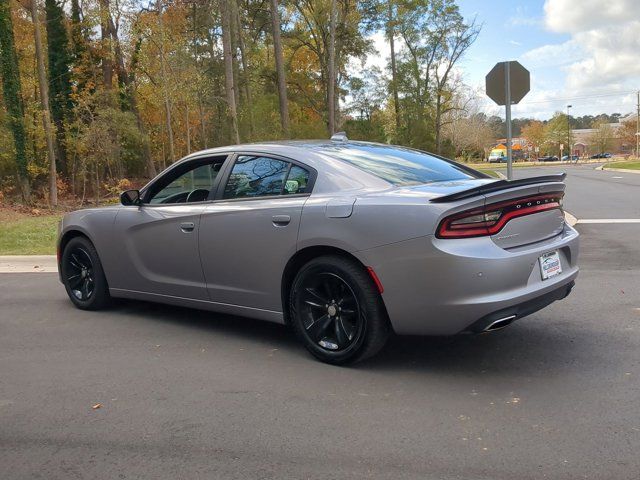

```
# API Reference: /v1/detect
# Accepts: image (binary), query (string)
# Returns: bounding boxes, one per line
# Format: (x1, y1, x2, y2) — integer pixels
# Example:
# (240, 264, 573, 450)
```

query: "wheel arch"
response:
(57, 229, 93, 268)
(281, 245, 388, 327)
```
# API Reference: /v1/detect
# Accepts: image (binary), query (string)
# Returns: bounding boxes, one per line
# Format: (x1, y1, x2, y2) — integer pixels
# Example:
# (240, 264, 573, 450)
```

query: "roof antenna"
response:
(330, 131, 348, 142)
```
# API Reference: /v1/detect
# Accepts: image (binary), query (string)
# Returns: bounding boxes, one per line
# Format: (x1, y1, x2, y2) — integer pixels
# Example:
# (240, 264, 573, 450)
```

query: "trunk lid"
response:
(429, 174, 567, 249)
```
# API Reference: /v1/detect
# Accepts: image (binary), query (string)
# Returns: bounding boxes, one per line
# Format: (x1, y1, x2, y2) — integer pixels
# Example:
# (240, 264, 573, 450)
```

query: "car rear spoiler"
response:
(430, 173, 567, 203)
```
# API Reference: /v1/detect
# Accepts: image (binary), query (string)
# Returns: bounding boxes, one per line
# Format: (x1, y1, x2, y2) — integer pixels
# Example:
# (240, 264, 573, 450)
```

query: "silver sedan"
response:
(58, 138, 579, 364)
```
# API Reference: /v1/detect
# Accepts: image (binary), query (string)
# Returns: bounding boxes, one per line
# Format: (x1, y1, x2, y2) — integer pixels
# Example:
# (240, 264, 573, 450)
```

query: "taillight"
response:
(437, 192, 564, 239)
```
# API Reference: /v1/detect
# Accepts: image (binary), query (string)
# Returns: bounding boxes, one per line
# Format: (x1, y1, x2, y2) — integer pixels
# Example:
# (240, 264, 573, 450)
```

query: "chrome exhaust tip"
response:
(483, 314, 517, 332)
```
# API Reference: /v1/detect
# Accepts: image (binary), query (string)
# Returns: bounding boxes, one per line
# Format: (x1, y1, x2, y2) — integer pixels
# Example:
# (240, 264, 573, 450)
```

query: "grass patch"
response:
(477, 169, 501, 178)
(0, 211, 62, 255)
(605, 161, 640, 170)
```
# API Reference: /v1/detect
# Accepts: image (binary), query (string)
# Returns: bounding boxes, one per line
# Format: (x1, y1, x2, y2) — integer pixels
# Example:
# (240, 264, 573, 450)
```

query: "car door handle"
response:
(272, 215, 291, 226)
(180, 222, 195, 232)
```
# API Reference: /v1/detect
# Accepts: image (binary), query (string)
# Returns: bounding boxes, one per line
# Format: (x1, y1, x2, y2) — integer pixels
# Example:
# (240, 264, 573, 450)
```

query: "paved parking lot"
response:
(1, 164, 639, 479)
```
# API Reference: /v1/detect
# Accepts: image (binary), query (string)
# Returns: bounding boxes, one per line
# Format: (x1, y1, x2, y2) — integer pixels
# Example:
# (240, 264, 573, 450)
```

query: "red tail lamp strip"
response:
(437, 192, 564, 239)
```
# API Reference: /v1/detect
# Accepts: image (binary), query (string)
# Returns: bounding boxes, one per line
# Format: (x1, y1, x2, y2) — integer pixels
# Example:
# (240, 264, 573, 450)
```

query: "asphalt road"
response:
(494, 163, 640, 218)
(2, 165, 639, 479)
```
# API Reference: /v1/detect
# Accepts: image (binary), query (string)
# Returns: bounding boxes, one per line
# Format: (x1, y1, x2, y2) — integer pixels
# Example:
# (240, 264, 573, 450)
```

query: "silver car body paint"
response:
(59, 141, 579, 335)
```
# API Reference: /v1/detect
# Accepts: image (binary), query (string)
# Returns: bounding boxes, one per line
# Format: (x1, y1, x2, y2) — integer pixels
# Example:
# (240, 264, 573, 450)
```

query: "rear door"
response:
(110, 156, 228, 300)
(199, 153, 315, 312)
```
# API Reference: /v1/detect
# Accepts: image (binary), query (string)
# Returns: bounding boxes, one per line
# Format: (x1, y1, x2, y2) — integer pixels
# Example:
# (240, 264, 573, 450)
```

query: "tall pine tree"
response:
(45, 0, 73, 176)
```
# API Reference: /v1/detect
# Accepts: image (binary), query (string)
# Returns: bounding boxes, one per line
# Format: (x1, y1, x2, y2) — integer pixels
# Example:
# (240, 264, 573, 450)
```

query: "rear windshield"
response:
(320, 144, 482, 186)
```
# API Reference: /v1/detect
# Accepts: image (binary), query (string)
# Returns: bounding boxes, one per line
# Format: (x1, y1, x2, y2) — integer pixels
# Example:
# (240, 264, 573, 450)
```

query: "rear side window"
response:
(284, 165, 310, 194)
(323, 144, 482, 186)
(223, 156, 312, 199)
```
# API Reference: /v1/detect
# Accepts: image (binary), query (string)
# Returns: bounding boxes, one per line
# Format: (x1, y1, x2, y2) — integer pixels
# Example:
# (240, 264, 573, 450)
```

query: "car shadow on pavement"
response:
(100, 299, 615, 378)
(361, 318, 606, 377)
(106, 298, 301, 349)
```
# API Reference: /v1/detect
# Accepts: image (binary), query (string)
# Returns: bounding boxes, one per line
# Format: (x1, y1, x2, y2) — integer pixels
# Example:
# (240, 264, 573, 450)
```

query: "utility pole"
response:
(567, 104, 572, 162)
(636, 90, 640, 159)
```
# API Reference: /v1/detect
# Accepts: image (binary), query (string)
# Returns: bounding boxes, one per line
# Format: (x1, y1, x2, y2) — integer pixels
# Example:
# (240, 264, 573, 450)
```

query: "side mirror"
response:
(120, 189, 141, 206)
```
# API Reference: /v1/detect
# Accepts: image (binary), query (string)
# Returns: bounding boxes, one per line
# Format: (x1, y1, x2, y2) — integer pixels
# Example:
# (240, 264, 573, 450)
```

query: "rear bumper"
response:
(461, 280, 574, 333)
(355, 223, 580, 335)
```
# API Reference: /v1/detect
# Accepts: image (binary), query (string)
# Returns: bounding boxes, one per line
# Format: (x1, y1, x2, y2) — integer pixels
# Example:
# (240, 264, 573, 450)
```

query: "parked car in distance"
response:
(488, 150, 507, 163)
(590, 153, 612, 159)
(57, 137, 580, 364)
(561, 155, 580, 161)
(537, 155, 559, 162)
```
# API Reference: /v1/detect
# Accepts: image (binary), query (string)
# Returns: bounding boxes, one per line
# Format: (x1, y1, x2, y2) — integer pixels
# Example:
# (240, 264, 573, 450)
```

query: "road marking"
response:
(577, 219, 640, 224)
(611, 176, 623, 179)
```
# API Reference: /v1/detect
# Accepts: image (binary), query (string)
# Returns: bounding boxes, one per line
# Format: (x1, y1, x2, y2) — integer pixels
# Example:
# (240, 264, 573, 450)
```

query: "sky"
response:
(365, 0, 640, 120)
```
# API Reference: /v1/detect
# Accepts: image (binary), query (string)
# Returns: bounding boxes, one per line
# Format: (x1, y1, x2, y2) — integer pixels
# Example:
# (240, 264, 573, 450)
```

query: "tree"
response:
(432, 7, 480, 153)
(0, 0, 30, 201)
(441, 88, 495, 160)
(29, 0, 58, 205)
(589, 119, 614, 154)
(521, 120, 545, 157)
(544, 112, 569, 155)
(270, 0, 290, 137)
(618, 119, 637, 155)
(327, 0, 337, 134)
(386, 1, 400, 134)
(45, 0, 72, 176)
(390, 0, 479, 151)
(221, 0, 240, 144)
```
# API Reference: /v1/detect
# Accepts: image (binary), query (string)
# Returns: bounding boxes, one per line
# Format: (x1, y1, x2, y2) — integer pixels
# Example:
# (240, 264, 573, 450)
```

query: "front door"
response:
(110, 157, 227, 300)
(199, 154, 313, 312)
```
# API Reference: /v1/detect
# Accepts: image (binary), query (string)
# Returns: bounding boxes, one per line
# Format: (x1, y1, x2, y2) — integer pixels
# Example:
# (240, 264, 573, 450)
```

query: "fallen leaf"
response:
(92, 403, 102, 410)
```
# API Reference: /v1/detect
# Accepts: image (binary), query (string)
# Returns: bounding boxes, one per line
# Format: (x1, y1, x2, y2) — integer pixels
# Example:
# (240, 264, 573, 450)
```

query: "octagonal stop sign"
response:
(486, 61, 530, 105)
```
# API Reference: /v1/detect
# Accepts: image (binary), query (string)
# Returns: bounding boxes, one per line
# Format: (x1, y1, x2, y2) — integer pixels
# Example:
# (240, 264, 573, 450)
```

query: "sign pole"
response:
(505, 62, 513, 180)
(486, 60, 529, 179)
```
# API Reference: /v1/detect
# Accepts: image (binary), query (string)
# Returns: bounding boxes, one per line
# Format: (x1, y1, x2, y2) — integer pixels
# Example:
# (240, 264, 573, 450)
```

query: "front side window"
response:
(223, 156, 289, 199)
(148, 160, 224, 204)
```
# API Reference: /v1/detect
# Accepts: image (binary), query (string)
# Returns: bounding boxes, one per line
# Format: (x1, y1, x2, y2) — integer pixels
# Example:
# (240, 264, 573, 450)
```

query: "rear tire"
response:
(289, 255, 389, 365)
(61, 236, 111, 310)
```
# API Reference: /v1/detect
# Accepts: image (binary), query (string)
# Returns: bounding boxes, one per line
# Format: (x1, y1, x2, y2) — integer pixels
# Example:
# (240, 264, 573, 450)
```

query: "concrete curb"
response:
(600, 167, 640, 174)
(564, 212, 578, 227)
(0, 255, 57, 273)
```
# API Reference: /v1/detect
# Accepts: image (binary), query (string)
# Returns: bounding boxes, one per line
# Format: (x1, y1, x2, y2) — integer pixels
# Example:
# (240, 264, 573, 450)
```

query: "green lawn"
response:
(605, 161, 640, 170)
(0, 213, 62, 255)
(477, 169, 501, 178)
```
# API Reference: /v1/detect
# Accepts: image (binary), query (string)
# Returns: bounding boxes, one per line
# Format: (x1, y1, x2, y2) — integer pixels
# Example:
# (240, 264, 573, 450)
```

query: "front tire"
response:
(61, 236, 111, 310)
(289, 255, 390, 365)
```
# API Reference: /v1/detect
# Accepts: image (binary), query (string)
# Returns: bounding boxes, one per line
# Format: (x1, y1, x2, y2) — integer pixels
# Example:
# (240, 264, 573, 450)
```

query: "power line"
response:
(473, 90, 637, 106)
(513, 91, 636, 105)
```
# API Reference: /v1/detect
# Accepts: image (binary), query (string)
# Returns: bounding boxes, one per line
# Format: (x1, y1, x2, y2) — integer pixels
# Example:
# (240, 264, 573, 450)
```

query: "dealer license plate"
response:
(539, 251, 562, 280)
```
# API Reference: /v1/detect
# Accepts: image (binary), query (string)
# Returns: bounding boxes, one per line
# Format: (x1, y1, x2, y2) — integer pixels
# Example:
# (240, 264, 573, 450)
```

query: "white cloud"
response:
(508, 5, 542, 27)
(540, 0, 640, 88)
(544, 0, 640, 32)
(520, 39, 583, 68)
(503, 0, 640, 117)
(565, 23, 640, 89)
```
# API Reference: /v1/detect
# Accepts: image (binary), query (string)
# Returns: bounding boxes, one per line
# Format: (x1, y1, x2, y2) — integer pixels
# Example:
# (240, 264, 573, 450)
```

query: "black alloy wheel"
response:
(65, 247, 95, 301)
(290, 255, 390, 364)
(61, 236, 111, 310)
(298, 272, 362, 352)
